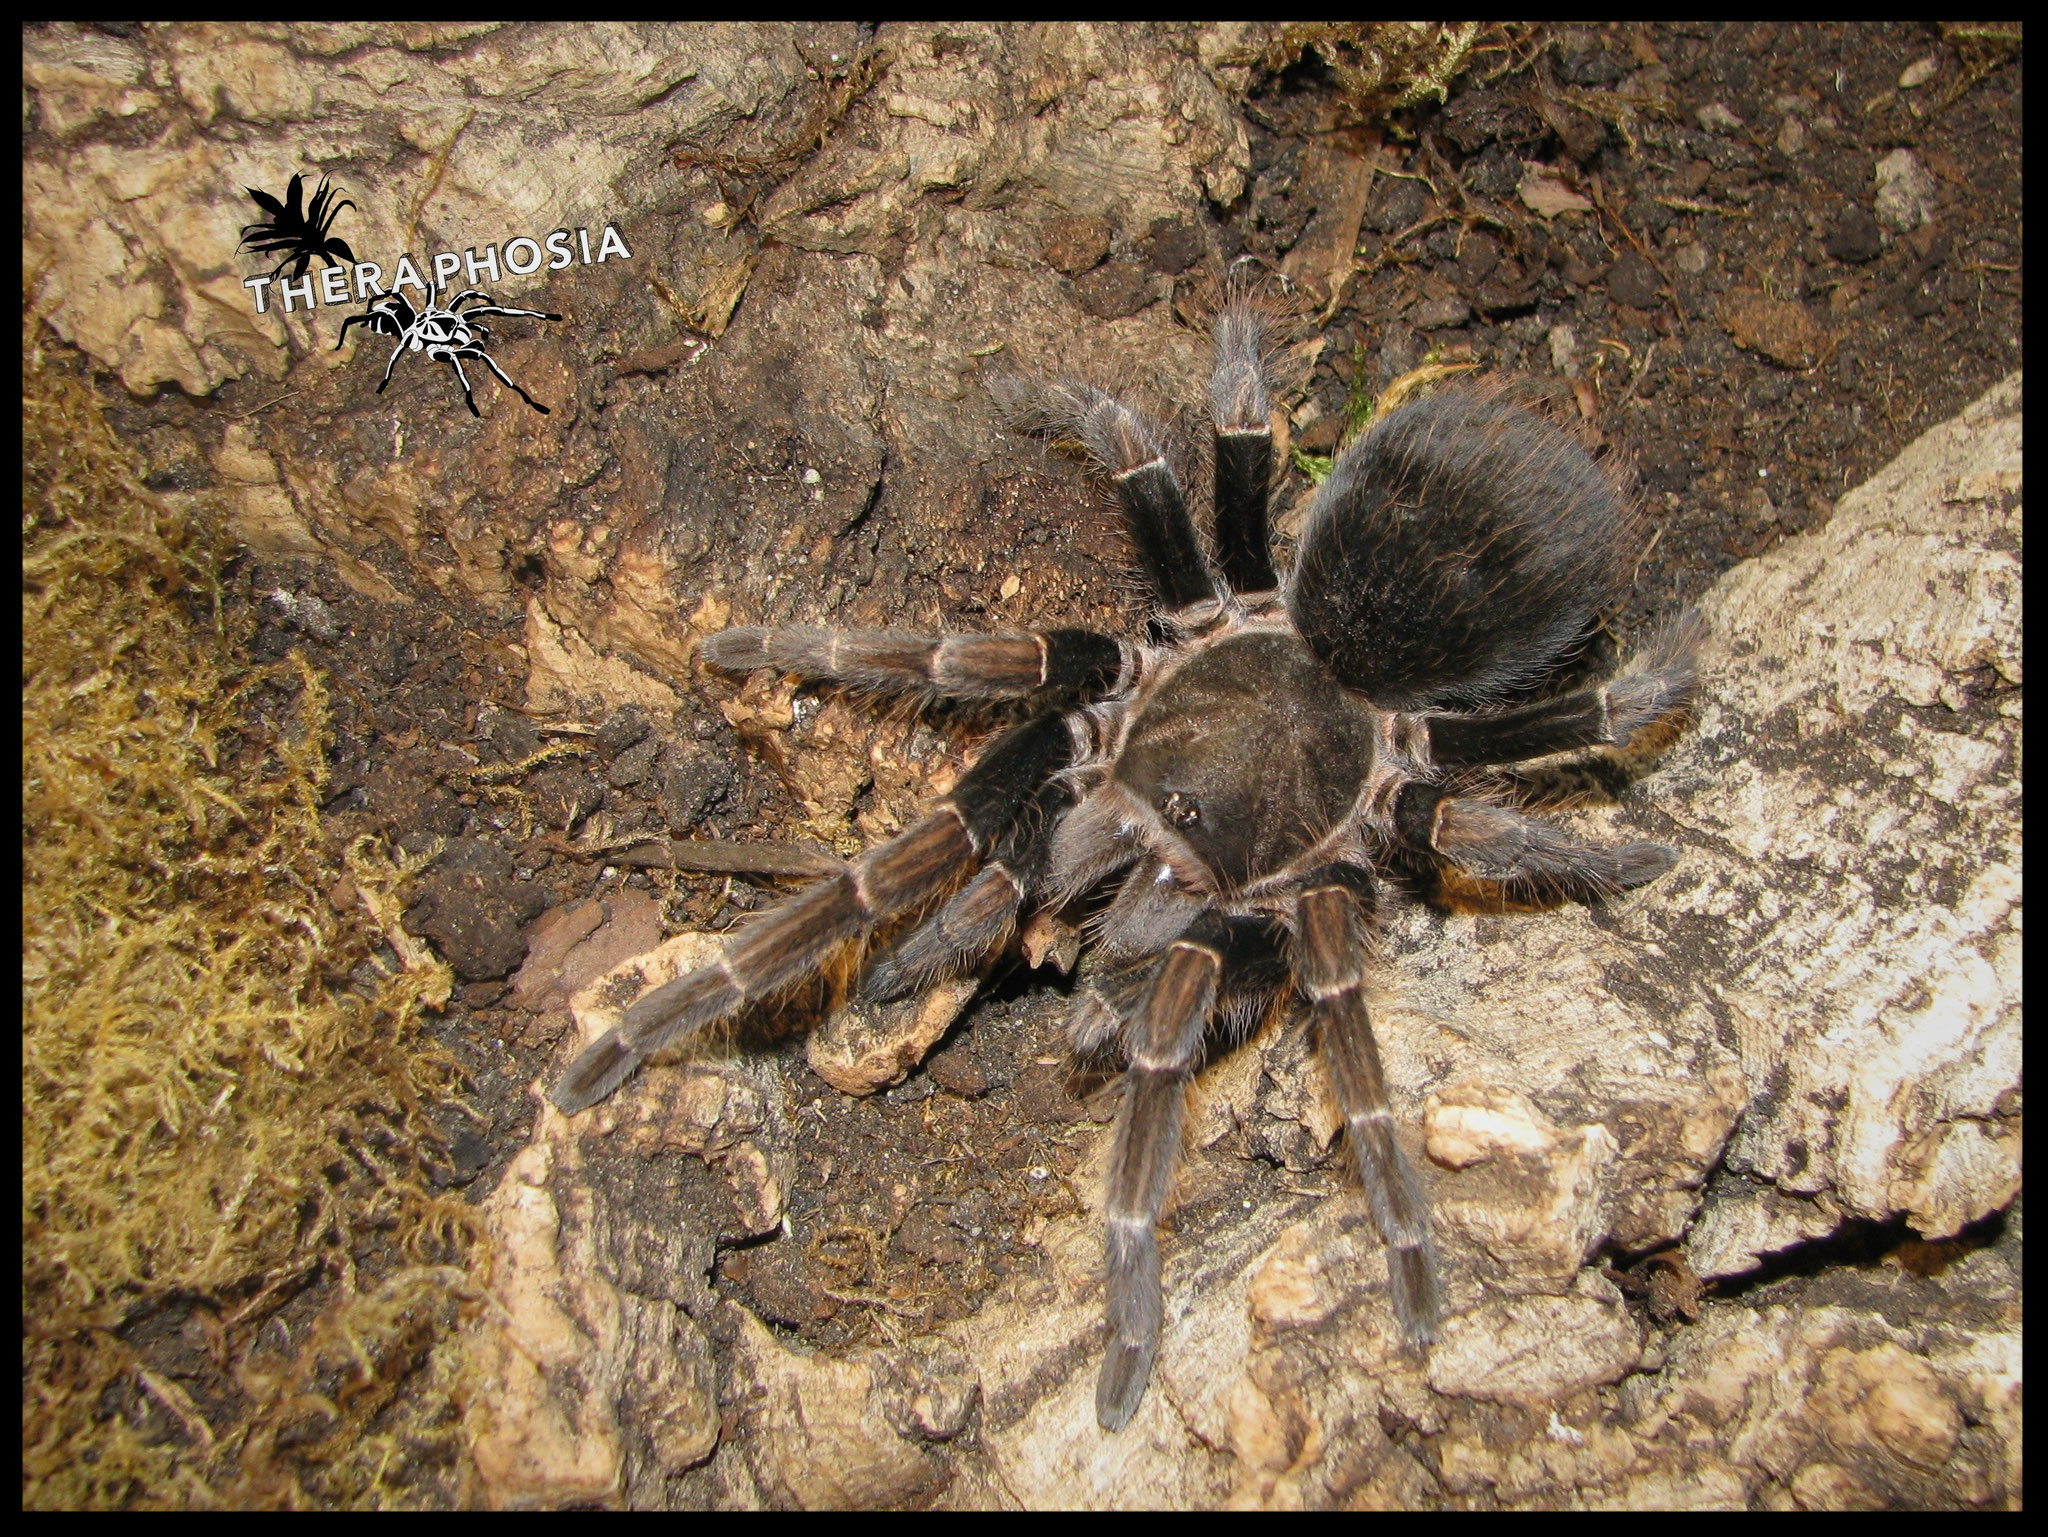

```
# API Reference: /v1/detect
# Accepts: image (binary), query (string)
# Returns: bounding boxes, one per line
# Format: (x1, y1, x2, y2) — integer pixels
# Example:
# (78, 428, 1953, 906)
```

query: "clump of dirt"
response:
(22, 325, 480, 1508)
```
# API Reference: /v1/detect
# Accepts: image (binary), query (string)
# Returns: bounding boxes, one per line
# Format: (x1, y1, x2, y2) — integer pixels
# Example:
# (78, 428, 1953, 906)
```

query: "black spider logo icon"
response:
(336, 286, 562, 417)
(237, 173, 357, 282)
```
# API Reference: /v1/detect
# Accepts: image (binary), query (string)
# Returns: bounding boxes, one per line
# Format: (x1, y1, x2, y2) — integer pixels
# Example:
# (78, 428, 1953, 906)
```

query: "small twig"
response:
(1629, 524, 1665, 588)
(551, 834, 844, 878)
(1654, 195, 1751, 219)
(647, 270, 690, 322)
(1925, 33, 2022, 122)
(1418, 133, 1492, 233)
(223, 390, 304, 420)
(1359, 213, 1454, 279)
(226, 1254, 326, 1328)
(823, 1286, 926, 1319)
(1613, 341, 1658, 410)
(673, 40, 888, 215)
(659, 838, 847, 877)
(136, 1368, 217, 1453)
(465, 740, 590, 785)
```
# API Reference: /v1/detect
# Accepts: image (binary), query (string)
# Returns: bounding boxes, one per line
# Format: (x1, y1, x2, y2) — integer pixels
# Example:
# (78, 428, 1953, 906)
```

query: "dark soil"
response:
(1245, 21, 2023, 643)
(87, 19, 2022, 1480)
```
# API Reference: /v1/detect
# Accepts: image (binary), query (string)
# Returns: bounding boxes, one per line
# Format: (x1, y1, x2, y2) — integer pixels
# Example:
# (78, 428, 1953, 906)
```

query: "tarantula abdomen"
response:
(1288, 388, 1637, 711)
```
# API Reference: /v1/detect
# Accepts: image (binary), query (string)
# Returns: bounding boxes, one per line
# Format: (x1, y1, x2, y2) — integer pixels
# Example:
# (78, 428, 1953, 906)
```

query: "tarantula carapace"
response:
(553, 300, 1701, 1431)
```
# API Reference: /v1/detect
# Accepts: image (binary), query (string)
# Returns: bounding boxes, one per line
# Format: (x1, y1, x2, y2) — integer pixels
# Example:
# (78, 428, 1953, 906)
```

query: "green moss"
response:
(1233, 23, 1495, 118)
(22, 323, 479, 1508)
(1291, 449, 1336, 487)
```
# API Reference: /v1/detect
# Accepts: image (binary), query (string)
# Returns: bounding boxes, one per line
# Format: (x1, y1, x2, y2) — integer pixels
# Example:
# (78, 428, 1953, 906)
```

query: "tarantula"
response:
(335, 286, 562, 417)
(238, 172, 357, 282)
(553, 301, 1701, 1431)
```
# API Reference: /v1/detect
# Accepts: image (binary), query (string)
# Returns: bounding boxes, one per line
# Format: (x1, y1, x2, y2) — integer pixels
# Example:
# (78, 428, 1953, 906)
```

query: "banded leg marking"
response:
(703, 625, 1131, 702)
(1093, 911, 1287, 1429)
(1419, 613, 1703, 769)
(1209, 295, 1279, 593)
(553, 714, 1075, 1113)
(1053, 382, 1221, 613)
(1294, 865, 1440, 1344)
(1394, 782, 1678, 903)
(1097, 914, 1224, 1431)
(1115, 460, 1221, 613)
(860, 776, 1077, 1003)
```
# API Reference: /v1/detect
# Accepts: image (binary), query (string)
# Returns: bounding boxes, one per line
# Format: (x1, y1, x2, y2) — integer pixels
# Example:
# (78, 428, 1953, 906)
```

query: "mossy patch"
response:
(22, 324, 481, 1508)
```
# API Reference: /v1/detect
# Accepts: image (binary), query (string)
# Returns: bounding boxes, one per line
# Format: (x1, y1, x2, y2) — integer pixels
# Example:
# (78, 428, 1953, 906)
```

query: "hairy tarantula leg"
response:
(553, 713, 1077, 1114)
(1294, 864, 1441, 1345)
(1394, 783, 1678, 902)
(1098, 915, 1219, 1431)
(471, 349, 553, 415)
(1482, 617, 1707, 811)
(1066, 975, 1128, 1055)
(1094, 856, 1210, 962)
(703, 625, 1132, 702)
(1056, 385, 1220, 612)
(1098, 911, 1284, 1430)
(1045, 784, 1146, 908)
(1208, 300, 1281, 594)
(1420, 614, 1704, 769)
(1115, 459, 1218, 613)
(859, 775, 1078, 1003)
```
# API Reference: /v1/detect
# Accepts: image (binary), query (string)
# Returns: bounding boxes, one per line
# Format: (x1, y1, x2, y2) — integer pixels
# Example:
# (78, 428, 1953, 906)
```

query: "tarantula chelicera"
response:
(238, 172, 357, 282)
(553, 300, 1701, 1431)
(335, 286, 562, 417)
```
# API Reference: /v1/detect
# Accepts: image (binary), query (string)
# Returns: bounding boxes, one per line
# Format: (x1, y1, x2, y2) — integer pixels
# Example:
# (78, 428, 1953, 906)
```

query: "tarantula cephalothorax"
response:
(335, 286, 562, 417)
(553, 301, 1703, 1431)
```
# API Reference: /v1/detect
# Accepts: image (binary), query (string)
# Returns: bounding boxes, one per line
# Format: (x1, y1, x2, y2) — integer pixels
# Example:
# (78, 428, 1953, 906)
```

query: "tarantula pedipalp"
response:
(335, 286, 562, 417)
(553, 301, 1702, 1432)
(238, 172, 357, 282)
